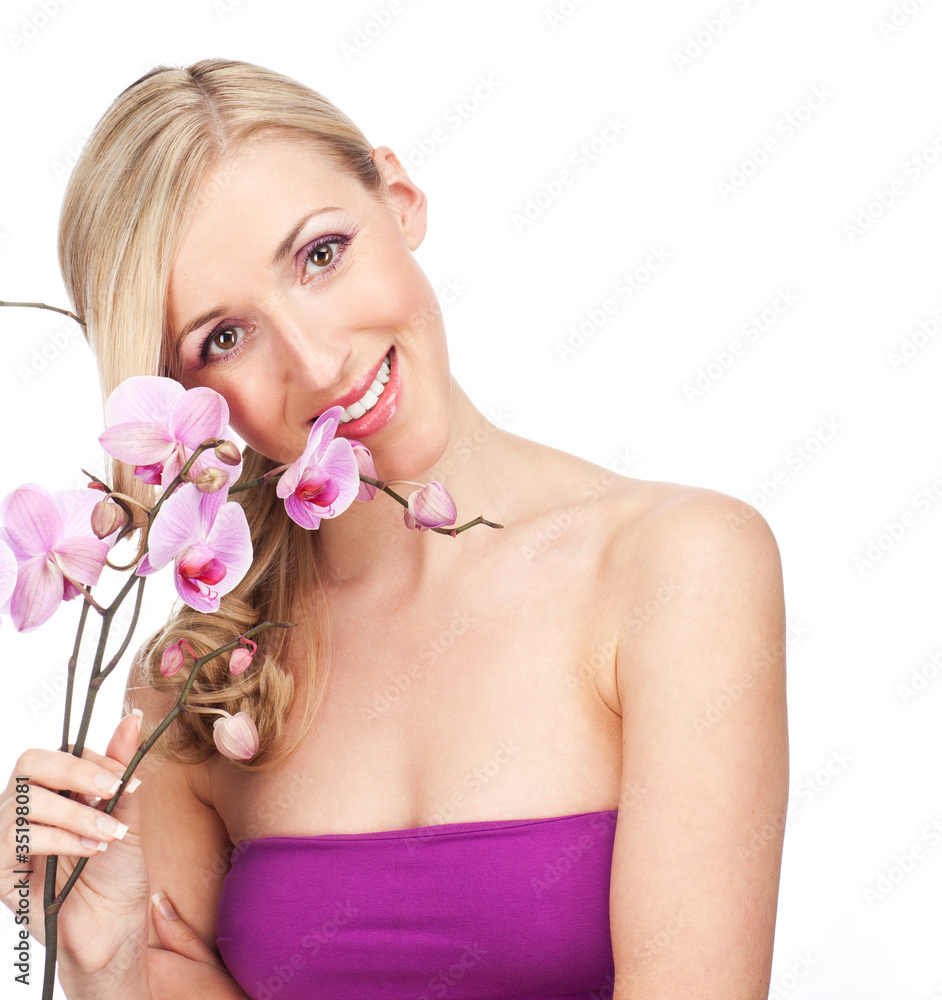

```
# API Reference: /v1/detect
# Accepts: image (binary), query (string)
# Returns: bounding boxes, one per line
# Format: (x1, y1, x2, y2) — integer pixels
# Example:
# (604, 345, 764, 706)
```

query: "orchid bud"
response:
(160, 642, 185, 678)
(90, 499, 128, 539)
(229, 638, 257, 675)
(213, 711, 259, 760)
(214, 440, 242, 467)
(194, 466, 229, 493)
(405, 481, 457, 530)
(350, 440, 378, 501)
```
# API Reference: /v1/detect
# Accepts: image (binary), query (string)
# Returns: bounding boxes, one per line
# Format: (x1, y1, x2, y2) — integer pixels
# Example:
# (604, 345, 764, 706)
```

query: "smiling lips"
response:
(311, 346, 399, 439)
(338, 351, 391, 423)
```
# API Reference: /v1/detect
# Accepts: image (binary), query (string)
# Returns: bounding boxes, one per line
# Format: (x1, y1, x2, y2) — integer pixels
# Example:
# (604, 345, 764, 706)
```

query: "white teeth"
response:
(339, 351, 392, 423)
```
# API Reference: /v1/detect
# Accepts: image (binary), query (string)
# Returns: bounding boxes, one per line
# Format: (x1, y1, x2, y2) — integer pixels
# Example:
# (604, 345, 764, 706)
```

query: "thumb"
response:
(151, 891, 225, 967)
(101, 709, 145, 836)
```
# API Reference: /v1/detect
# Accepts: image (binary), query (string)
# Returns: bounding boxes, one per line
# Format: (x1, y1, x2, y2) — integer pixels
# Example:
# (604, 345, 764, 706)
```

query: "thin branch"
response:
(0, 299, 86, 327)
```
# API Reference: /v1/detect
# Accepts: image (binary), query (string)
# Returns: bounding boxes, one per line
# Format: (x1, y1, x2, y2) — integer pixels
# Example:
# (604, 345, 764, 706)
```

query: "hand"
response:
(0, 712, 152, 981)
(149, 891, 250, 1000)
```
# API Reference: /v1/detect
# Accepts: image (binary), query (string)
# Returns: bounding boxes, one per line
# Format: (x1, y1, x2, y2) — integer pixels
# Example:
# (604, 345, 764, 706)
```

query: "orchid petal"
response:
(205, 503, 252, 596)
(283, 492, 325, 530)
(57, 489, 114, 543)
(99, 421, 175, 465)
(52, 536, 110, 588)
(10, 556, 63, 632)
(173, 564, 220, 613)
(136, 553, 158, 577)
(104, 375, 183, 428)
(170, 386, 229, 449)
(147, 484, 202, 570)
(0, 485, 61, 557)
(278, 407, 344, 499)
(318, 438, 360, 517)
(0, 540, 16, 613)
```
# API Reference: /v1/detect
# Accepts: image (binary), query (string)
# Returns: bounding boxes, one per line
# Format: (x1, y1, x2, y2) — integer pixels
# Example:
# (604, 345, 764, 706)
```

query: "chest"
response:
(211, 525, 624, 843)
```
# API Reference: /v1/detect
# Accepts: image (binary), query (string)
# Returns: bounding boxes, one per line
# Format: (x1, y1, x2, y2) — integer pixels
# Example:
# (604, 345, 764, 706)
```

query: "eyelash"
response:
(196, 232, 353, 365)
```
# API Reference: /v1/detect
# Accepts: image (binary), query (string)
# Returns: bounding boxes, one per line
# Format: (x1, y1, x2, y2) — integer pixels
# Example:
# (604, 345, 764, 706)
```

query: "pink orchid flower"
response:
(0, 539, 17, 625)
(137, 482, 252, 613)
(404, 481, 457, 531)
(99, 375, 242, 489)
(276, 407, 359, 530)
(0, 485, 113, 632)
(211, 710, 259, 760)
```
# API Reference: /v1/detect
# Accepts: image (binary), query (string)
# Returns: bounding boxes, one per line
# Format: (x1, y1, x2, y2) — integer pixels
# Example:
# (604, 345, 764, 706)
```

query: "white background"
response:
(1, 1, 940, 997)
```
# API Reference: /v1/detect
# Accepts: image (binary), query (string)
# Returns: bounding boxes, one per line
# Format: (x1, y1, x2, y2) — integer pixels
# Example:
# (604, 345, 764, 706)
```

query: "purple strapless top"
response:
(216, 808, 618, 1000)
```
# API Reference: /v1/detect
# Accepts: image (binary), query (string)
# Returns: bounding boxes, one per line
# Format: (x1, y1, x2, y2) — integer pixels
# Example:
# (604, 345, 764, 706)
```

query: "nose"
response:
(267, 295, 351, 394)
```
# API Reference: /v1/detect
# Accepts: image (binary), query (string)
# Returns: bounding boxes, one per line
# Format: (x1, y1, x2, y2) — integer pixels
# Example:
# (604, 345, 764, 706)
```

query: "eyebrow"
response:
(176, 206, 344, 343)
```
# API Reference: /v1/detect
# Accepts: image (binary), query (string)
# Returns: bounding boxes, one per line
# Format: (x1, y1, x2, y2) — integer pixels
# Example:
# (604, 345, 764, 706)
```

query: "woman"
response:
(0, 59, 788, 999)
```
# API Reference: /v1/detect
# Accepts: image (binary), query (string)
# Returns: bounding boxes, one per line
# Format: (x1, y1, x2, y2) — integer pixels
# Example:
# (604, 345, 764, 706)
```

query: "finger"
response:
(105, 709, 145, 769)
(151, 892, 225, 968)
(12, 747, 137, 803)
(1, 782, 130, 856)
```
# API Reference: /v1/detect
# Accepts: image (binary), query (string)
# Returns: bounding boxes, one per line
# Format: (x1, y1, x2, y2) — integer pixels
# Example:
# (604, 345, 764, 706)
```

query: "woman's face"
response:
(166, 136, 451, 471)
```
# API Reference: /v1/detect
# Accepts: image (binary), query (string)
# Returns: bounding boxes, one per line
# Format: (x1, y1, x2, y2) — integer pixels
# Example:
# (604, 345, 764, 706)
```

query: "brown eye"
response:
(213, 329, 239, 351)
(201, 324, 248, 362)
(308, 243, 334, 268)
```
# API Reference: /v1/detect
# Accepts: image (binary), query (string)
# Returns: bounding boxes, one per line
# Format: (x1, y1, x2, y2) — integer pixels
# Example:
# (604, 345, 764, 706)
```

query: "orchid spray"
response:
(0, 298, 502, 1000)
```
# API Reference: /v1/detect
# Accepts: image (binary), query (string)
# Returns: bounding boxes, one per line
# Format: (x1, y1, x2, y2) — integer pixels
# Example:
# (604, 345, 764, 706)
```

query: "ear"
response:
(371, 145, 428, 251)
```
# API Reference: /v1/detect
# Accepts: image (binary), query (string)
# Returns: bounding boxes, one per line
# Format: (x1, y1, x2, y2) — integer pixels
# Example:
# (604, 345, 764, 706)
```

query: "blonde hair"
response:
(58, 58, 387, 770)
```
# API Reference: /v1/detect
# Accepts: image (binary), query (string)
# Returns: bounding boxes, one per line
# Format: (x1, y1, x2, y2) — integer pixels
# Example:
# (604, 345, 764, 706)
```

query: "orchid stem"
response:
(0, 299, 86, 327)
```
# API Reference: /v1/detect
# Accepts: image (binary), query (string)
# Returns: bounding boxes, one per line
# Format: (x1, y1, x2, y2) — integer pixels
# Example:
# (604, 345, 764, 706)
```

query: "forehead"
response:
(167, 137, 367, 323)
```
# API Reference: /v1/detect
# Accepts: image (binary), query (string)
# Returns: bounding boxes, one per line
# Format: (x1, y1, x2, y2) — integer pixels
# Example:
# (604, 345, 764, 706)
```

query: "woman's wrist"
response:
(57, 938, 152, 1000)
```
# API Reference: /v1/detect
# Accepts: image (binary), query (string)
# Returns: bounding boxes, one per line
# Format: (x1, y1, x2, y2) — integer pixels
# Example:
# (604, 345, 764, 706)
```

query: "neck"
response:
(313, 379, 516, 592)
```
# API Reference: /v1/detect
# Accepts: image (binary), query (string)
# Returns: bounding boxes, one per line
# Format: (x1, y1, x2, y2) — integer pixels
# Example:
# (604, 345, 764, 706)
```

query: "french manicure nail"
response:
(80, 837, 108, 851)
(125, 776, 142, 793)
(151, 891, 178, 920)
(97, 814, 129, 840)
(95, 771, 122, 796)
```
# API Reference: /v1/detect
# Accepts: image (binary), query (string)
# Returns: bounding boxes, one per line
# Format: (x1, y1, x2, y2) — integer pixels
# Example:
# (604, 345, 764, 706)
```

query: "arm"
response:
(609, 493, 788, 998)
(123, 653, 251, 1000)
